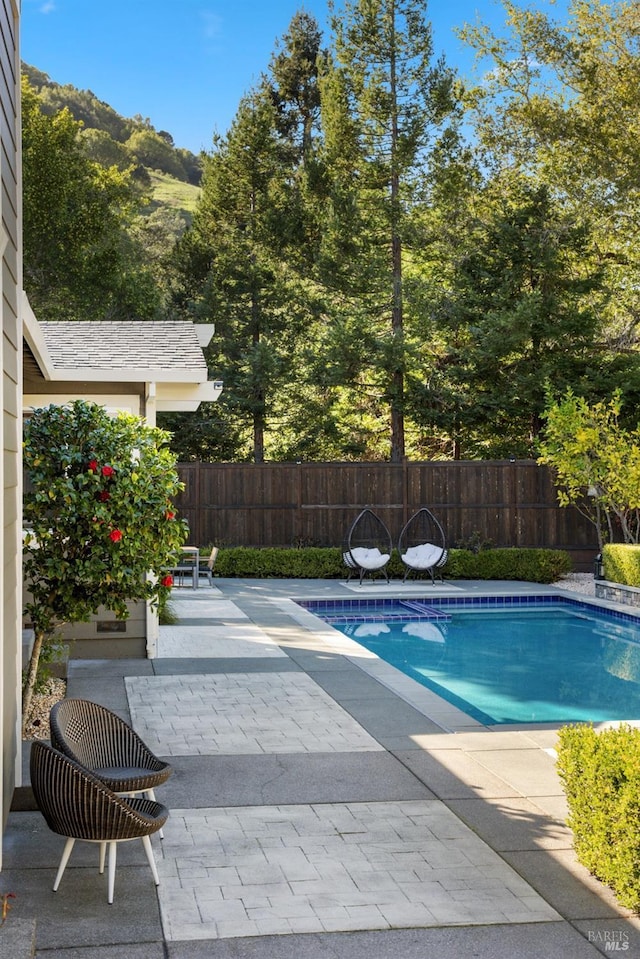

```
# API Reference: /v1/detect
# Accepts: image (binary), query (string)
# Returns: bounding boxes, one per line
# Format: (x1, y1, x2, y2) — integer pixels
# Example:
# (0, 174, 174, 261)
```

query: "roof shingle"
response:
(39, 321, 208, 374)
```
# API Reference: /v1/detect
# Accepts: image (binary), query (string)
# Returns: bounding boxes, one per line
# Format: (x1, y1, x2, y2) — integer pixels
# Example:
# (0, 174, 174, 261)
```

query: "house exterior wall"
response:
(1, 0, 22, 869)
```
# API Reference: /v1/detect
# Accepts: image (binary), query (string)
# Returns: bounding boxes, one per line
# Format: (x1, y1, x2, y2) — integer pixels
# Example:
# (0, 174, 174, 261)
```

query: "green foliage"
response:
(557, 723, 640, 909)
(22, 75, 165, 322)
(24, 401, 188, 630)
(158, 595, 179, 626)
(22, 62, 202, 185)
(444, 548, 572, 583)
(215, 547, 343, 578)
(211, 545, 570, 582)
(538, 390, 640, 547)
(22, 3, 640, 463)
(144, 171, 200, 219)
(460, 0, 640, 388)
(603, 545, 640, 587)
(321, 0, 459, 462)
(125, 129, 190, 180)
(425, 179, 604, 456)
(174, 85, 311, 463)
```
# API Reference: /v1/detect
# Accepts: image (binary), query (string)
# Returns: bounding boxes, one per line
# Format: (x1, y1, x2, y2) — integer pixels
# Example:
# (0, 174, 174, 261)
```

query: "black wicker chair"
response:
(30, 741, 168, 904)
(397, 507, 448, 584)
(343, 508, 393, 585)
(49, 699, 172, 838)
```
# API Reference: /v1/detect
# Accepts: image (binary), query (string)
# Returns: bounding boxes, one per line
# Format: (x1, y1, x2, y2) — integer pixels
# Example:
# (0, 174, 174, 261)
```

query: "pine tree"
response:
(318, 0, 457, 461)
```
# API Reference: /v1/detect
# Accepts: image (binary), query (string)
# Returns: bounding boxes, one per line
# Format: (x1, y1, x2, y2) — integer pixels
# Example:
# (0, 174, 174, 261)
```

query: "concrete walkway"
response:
(4, 578, 640, 958)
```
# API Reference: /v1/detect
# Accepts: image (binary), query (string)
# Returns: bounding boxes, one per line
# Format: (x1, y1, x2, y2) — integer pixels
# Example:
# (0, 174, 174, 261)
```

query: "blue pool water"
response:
(298, 597, 640, 725)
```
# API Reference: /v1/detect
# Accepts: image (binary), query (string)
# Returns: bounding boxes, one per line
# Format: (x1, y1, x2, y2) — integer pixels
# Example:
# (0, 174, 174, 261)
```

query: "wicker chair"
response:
(30, 741, 168, 904)
(343, 508, 392, 585)
(397, 507, 448, 584)
(49, 699, 172, 839)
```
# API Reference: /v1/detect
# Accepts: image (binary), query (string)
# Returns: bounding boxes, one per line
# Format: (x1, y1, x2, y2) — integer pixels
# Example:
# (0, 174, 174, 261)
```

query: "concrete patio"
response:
(4, 577, 640, 958)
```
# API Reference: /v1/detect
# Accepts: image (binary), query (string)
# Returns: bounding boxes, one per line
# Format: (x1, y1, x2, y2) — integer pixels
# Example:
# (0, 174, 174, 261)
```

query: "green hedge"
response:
(603, 544, 640, 587)
(557, 724, 640, 909)
(212, 546, 571, 583)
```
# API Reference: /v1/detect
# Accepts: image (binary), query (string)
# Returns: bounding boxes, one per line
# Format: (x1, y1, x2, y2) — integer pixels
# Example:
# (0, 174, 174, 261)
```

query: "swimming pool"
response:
(298, 596, 640, 725)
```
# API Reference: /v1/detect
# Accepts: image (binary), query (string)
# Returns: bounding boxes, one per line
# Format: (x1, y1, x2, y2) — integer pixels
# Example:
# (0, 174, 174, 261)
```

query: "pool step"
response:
(400, 600, 452, 622)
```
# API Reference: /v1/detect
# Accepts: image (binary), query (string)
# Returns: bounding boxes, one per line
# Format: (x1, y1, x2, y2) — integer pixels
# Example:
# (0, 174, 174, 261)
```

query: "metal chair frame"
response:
(397, 507, 448, 584)
(343, 508, 393, 585)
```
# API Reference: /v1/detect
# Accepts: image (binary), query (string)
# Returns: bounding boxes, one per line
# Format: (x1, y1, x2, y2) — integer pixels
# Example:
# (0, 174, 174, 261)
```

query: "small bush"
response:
(603, 544, 640, 587)
(557, 724, 640, 909)
(211, 545, 571, 583)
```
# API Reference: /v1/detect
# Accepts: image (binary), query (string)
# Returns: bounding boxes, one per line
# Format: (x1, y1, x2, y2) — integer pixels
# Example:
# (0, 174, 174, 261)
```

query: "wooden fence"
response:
(175, 460, 598, 570)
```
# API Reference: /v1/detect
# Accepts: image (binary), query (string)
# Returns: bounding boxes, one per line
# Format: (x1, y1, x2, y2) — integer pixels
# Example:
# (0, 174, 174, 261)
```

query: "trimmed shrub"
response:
(557, 724, 640, 909)
(603, 544, 640, 587)
(212, 546, 571, 583)
(445, 548, 572, 583)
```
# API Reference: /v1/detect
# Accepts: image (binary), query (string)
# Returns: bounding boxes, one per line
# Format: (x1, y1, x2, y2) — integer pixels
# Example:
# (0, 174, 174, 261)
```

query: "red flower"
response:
(88, 459, 98, 472)
(101, 465, 115, 478)
(98, 490, 110, 502)
(165, 510, 175, 520)
(161, 574, 173, 588)
(109, 529, 123, 543)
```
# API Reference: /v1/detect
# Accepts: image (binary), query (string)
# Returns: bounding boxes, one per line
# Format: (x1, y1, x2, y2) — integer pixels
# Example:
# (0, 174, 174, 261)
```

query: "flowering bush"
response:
(22, 400, 188, 732)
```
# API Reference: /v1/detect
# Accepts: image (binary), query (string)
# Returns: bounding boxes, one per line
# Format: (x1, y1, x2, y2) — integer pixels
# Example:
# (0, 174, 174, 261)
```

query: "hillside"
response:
(22, 62, 204, 240)
(22, 61, 203, 187)
(144, 171, 201, 226)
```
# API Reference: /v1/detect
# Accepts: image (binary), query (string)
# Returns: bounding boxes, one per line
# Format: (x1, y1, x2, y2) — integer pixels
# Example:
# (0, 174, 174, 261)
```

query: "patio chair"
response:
(49, 699, 172, 833)
(171, 551, 197, 587)
(30, 741, 168, 904)
(343, 508, 392, 585)
(198, 546, 219, 586)
(397, 507, 448, 584)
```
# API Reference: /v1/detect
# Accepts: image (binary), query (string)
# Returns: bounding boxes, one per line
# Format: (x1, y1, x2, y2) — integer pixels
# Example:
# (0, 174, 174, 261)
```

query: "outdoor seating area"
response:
(171, 546, 218, 588)
(343, 506, 448, 585)
(11, 577, 640, 957)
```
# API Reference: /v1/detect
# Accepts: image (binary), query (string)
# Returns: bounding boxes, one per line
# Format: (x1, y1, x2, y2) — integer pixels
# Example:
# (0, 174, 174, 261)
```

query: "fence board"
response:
(175, 460, 598, 568)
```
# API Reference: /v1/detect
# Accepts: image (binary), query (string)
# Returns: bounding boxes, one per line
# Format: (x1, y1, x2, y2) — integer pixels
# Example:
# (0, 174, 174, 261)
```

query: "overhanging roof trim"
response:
(22, 294, 55, 380)
(33, 319, 210, 383)
(44, 367, 206, 383)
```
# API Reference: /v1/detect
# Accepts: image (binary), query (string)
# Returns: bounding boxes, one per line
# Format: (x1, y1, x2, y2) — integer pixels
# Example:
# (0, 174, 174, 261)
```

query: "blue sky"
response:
(21, 0, 561, 155)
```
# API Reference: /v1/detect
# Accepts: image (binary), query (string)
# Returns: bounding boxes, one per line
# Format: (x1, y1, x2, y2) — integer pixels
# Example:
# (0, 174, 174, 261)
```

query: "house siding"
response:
(1, 0, 21, 870)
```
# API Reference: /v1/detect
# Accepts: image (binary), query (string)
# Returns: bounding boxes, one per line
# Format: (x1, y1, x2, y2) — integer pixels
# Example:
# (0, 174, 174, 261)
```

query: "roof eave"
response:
(22, 294, 55, 380)
(44, 367, 209, 384)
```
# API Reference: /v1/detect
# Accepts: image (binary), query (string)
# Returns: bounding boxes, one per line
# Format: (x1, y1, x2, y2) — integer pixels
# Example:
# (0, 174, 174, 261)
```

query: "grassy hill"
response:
(144, 171, 201, 226)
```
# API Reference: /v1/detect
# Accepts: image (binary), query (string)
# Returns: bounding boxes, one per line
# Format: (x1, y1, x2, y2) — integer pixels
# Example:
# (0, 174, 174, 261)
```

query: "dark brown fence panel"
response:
(175, 460, 598, 568)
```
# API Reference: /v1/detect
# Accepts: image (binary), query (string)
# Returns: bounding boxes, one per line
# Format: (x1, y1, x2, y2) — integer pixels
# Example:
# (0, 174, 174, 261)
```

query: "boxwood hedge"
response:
(603, 544, 640, 587)
(557, 723, 640, 910)
(210, 546, 572, 583)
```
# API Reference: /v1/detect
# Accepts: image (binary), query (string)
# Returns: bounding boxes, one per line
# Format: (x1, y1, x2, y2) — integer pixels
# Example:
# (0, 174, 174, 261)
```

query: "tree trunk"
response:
(21, 628, 46, 738)
(389, 12, 405, 465)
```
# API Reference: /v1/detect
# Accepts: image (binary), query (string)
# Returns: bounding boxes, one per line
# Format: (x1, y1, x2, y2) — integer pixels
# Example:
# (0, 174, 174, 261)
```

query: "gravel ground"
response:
(550, 572, 596, 596)
(23, 677, 66, 741)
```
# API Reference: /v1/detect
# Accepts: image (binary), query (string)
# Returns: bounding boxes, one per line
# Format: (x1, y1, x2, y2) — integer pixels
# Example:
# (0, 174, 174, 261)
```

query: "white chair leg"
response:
(142, 835, 160, 886)
(99, 841, 107, 874)
(107, 841, 117, 904)
(145, 788, 164, 838)
(53, 837, 75, 892)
